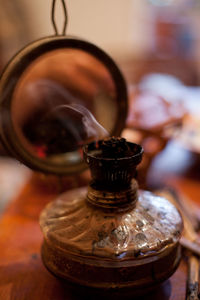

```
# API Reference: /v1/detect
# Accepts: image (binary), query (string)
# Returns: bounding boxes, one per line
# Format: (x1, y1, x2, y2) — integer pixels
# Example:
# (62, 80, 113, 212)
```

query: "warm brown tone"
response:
(39, 139, 182, 296)
(0, 143, 199, 299)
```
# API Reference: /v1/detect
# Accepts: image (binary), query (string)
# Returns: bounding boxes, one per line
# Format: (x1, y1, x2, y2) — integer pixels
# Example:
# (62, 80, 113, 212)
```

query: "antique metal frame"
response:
(0, 35, 128, 174)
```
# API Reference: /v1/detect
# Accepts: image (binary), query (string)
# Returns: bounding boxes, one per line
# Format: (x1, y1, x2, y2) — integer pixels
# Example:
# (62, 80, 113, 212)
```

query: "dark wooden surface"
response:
(0, 141, 200, 300)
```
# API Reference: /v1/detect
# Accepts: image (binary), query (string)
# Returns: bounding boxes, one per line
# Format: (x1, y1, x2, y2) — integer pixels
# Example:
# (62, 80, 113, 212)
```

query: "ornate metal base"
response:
(41, 239, 181, 292)
(40, 186, 182, 294)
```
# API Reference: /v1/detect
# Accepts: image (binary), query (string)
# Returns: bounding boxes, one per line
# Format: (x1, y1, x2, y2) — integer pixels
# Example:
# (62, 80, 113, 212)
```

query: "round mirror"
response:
(0, 37, 128, 174)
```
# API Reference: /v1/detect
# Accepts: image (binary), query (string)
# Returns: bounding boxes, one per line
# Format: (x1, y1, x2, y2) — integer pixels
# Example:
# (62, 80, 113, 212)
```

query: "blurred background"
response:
(0, 0, 200, 212)
(1, 0, 200, 78)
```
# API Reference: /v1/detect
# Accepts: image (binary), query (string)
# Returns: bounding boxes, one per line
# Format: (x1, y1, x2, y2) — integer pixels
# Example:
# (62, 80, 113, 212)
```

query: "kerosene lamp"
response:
(40, 137, 182, 297)
(0, 0, 183, 298)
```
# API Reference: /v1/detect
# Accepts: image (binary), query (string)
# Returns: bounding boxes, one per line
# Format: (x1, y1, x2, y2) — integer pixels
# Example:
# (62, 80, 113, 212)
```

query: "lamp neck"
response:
(86, 179, 138, 211)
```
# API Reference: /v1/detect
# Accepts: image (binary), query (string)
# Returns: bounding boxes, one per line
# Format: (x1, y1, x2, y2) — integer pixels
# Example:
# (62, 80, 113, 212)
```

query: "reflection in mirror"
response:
(11, 49, 118, 165)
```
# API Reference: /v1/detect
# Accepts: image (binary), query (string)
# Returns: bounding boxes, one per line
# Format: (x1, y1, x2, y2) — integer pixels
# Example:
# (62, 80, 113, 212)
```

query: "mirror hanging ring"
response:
(51, 0, 68, 36)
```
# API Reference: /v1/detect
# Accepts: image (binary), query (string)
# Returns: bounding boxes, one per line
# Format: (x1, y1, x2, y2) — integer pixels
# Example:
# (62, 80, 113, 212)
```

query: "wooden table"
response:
(0, 142, 199, 300)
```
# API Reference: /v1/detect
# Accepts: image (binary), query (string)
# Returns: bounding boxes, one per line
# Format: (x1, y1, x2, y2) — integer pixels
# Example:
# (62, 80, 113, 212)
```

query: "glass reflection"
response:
(11, 49, 117, 164)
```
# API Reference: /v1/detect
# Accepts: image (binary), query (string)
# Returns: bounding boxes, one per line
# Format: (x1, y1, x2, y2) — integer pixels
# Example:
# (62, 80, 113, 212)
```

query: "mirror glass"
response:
(11, 49, 118, 166)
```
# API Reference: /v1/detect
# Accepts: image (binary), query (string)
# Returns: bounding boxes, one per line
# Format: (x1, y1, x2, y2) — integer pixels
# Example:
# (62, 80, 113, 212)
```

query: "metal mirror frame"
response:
(0, 36, 128, 175)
